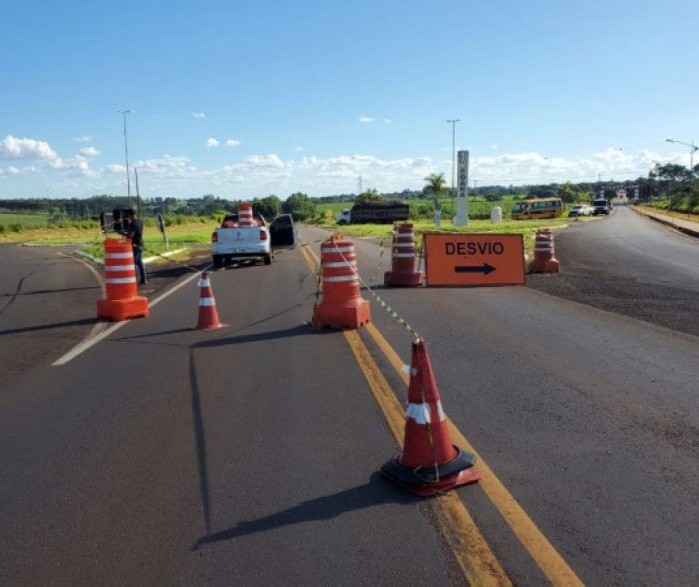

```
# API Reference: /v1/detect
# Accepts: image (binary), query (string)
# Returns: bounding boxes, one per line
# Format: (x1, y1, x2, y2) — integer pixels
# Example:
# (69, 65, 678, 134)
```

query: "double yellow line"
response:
(299, 241, 582, 586)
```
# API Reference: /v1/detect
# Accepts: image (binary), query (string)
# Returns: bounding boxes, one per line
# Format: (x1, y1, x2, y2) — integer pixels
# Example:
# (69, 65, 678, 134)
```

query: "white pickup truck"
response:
(211, 212, 297, 268)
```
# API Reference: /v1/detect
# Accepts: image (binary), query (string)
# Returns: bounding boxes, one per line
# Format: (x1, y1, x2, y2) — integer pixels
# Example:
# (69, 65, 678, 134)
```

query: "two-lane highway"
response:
(0, 244, 467, 585)
(2, 210, 699, 584)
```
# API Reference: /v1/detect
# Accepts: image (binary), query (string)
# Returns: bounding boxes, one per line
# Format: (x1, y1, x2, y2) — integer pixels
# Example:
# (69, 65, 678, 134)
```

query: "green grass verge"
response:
(2, 214, 580, 260)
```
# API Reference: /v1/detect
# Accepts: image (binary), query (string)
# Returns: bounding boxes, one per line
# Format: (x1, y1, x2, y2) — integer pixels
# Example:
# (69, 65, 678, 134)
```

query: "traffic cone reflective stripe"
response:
(406, 400, 445, 424)
(381, 338, 480, 496)
(196, 272, 226, 330)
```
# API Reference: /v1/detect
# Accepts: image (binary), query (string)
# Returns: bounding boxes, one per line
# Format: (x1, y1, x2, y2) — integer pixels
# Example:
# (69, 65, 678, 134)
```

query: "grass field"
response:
(0, 206, 577, 261)
(0, 212, 51, 229)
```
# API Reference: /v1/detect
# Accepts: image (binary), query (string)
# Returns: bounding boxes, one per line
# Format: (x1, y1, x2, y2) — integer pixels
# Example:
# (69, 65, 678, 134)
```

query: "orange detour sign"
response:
(423, 232, 525, 286)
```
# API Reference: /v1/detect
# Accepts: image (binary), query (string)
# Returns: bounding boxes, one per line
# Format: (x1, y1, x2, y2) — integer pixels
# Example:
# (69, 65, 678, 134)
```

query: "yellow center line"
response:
(300, 238, 582, 585)
(364, 324, 583, 587)
(343, 329, 510, 586)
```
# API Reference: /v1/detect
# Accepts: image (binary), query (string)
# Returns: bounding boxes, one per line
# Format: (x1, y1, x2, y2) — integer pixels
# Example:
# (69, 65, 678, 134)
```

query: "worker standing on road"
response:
(124, 208, 147, 285)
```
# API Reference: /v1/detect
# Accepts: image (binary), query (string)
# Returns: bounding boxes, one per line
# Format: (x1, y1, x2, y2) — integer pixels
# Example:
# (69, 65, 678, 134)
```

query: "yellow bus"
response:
(511, 197, 563, 220)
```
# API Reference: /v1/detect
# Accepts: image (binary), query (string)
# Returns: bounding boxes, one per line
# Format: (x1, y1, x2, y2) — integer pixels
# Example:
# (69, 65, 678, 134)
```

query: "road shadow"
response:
(191, 323, 314, 349)
(0, 317, 96, 337)
(189, 352, 212, 536)
(191, 472, 421, 550)
(0, 285, 101, 297)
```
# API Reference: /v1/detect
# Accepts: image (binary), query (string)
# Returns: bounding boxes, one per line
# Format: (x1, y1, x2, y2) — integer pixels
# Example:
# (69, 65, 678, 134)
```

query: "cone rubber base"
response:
(380, 446, 480, 496)
(384, 271, 424, 287)
(313, 298, 370, 330)
(196, 320, 227, 330)
(97, 296, 149, 321)
(528, 259, 560, 273)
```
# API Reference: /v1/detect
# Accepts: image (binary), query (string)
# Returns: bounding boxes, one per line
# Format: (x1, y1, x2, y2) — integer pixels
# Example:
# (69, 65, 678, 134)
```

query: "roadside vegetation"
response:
(2, 160, 697, 261)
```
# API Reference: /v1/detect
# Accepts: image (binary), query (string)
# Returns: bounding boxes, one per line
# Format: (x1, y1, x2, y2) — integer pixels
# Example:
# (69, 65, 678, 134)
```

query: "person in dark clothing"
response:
(124, 208, 147, 285)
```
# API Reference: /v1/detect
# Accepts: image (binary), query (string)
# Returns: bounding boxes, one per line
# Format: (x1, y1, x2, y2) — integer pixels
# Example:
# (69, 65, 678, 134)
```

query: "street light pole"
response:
(665, 138, 698, 191)
(118, 109, 132, 207)
(447, 119, 459, 216)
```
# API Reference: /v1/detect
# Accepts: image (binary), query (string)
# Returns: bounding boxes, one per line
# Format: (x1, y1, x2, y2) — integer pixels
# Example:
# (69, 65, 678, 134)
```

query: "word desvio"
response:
(444, 241, 505, 256)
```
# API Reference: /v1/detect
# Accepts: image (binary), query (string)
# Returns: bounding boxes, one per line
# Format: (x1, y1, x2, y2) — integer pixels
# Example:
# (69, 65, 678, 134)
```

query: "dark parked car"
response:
(592, 199, 610, 215)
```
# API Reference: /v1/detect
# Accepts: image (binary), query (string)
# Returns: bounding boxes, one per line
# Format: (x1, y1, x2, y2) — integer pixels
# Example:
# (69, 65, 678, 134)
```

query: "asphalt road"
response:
(527, 205, 699, 336)
(1, 212, 698, 585)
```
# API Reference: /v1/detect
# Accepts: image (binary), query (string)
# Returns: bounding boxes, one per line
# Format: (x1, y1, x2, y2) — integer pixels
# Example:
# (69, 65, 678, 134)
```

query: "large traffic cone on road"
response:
(196, 272, 226, 330)
(313, 234, 371, 329)
(381, 338, 480, 496)
(96, 238, 149, 321)
(384, 223, 423, 287)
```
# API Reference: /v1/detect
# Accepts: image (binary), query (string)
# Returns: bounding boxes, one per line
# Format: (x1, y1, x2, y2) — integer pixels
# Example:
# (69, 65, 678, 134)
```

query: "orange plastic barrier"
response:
(196, 272, 226, 330)
(384, 223, 423, 287)
(313, 234, 371, 329)
(381, 338, 480, 496)
(528, 228, 560, 273)
(238, 202, 255, 227)
(96, 238, 149, 321)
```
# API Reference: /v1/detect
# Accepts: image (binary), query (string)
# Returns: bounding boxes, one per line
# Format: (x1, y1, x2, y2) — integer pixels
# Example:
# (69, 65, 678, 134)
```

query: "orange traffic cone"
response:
(528, 228, 560, 273)
(196, 272, 226, 330)
(381, 338, 480, 496)
(96, 238, 149, 321)
(384, 223, 423, 287)
(313, 234, 371, 329)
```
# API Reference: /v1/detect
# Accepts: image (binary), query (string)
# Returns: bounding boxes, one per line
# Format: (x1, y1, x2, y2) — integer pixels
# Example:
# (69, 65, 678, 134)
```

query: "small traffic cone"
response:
(196, 272, 226, 330)
(381, 338, 480, 496)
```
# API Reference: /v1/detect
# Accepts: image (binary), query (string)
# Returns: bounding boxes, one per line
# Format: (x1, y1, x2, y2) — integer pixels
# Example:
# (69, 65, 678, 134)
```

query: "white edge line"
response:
(52, 264, 211, 366)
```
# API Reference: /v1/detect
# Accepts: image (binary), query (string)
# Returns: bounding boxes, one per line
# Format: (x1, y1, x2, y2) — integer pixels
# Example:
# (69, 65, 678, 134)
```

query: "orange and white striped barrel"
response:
(103, 238, 138, 300)
(238, 203, 255, 227)
(320, 236, 360, 299)
(384, 223, 423, 286)
(313, 234, 370, 329)
(96, 238, 148, 321)
(529, 228, 560, 273)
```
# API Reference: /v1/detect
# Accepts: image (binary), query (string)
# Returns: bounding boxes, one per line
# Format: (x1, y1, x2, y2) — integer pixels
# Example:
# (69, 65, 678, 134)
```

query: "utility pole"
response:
(134, 167, 141, 216)
(118, 110, 132, 207)
(447, 119, 459, 216)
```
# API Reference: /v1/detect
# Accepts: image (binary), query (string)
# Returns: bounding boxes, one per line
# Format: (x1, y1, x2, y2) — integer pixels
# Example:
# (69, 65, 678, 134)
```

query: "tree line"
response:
(2, 160, 697, 220)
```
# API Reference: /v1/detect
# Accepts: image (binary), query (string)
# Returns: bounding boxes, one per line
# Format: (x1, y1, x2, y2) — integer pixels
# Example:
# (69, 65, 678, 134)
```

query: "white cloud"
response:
(205, 138, 220, 148)
(470, 148, 661, 185)
(0, 135, 58, 162)
(384, 119, 393, 124)
(74, 136, 93, 143)
(225, 138, 241, 147)
(79, 146, 100, 157)
(294, 146, 305, 152)
(133, 154, 195, 175)
(192, 112, 206, 119)
(358, 116, 375, 123)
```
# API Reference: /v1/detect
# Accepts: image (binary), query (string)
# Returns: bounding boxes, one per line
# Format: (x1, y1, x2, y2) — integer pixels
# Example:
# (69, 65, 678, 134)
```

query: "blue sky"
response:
(1, 0, 698, 199)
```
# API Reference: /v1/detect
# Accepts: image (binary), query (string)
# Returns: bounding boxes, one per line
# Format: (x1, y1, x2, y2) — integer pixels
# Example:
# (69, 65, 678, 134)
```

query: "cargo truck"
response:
(335, 200, 410, 224)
